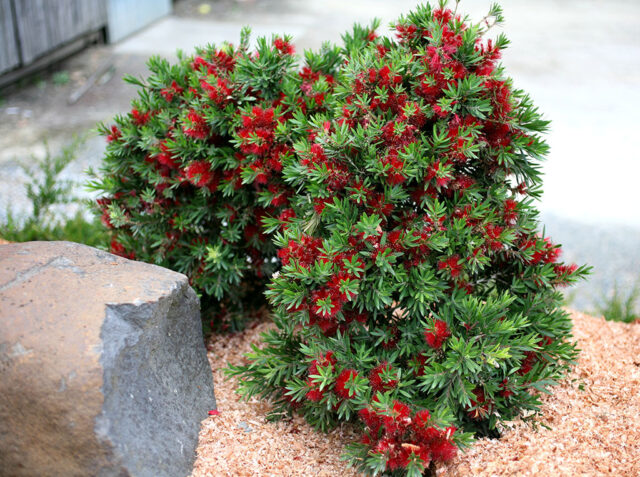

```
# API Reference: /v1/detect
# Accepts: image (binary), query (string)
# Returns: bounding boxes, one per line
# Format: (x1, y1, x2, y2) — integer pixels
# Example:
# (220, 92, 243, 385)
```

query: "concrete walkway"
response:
(0, 0, 638, 313)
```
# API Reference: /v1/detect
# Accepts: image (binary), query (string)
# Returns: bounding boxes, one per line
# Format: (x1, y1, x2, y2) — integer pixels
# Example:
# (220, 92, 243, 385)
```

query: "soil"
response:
(192, 311, 640, 477)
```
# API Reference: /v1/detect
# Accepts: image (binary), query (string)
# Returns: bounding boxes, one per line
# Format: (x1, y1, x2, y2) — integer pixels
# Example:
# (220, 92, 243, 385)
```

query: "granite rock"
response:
(0, 241, 216, 477)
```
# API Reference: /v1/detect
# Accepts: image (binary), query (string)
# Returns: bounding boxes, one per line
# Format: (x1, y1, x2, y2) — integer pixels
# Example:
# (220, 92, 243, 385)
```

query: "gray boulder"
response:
(0, 241, 215, 477)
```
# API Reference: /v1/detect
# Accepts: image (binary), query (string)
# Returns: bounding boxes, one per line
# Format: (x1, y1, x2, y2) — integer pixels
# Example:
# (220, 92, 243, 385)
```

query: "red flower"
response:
(335, 369, 358, 399)
(503, 198, 518, 224)
(466, 388, 491, 419)
(110, 238, 135, 260)
(185, 161, 219, 191)
(160, 80, 184, 102)
(429, 427, 458, 461)
(438, 254, 462, 278)
(305, 388, 325, 402)
(183, 109, 210, 140)
(155, 140, 179, 169)
(424, 319, 451, 349)
(200, 76, 232, 106)
(106, 125, 121, 143)
(274, 37, 295, 55)
(499, 378, 514, 398)
(131, 108, 150, 126)
(369, 362, 398, 392)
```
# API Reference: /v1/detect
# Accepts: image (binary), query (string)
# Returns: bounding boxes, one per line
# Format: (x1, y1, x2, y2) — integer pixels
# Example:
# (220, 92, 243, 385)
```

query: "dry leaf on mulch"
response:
(192, 311, 640, 477)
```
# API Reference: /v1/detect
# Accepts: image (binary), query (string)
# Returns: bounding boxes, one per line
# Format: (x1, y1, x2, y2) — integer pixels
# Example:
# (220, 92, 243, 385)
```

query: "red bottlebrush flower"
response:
(499, 378, 514, 398)
(200, 76, 232, 106)
(381, 400, 412, 435)
(183, 109, 210, 140)
(191, 56, 210, 72)
(412, 354, 428, 376)
(387, 229, 404, 252)
(311, 287, 342, 318)
(525, 236, 561, 265)
(518, 350, 537, 376)
(305, 387, 325, 402)
(100, 209, 113, 229)
(503, 198, 518, 224)
(424, 319, 451, 349)
(438, 254, 462, 278)
(553, 263, 578, 287)
(395, 22, 418, 42)
(359, 407, 384, 436)
(433, 7, 453, 24)
(306, 351, 337, 401)
(160, 80, 184, 102)
(381, 149, 406, 185)
(467, 387, 491, 420)
(485, 224, 503, 251)
(429, 427, 458, 462)
(274, 37, 295, 55)
(131, 108, 150, 126)
(208, 409, 220, 416)
(110, 237, 125, 255)
(453, 175, 474, 191)
(413, 409, 431, 431)
(106, 125, 121, 143)
(213, 49, 236, 73)
(391, 400, 411, 422)
(185, 161, 218, 191)
(278, 208, 296, 223)
(335, 369, 358, 399)
(313, 197, 330, 215)
(110, 238, 135, 260)
(155, 141, 179, 169)
(515, 182, 528, 195)
(369, 362, 398, 392)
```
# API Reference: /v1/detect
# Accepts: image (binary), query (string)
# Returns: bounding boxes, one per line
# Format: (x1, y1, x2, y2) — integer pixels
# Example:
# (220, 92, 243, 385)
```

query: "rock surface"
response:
(0, 241, 216, 477)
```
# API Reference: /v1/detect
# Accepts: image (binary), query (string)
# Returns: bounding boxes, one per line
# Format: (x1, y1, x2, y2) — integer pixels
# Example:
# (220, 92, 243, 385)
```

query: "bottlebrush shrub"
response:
(229, 2, 588, 475)
(90, 27, 364, 330)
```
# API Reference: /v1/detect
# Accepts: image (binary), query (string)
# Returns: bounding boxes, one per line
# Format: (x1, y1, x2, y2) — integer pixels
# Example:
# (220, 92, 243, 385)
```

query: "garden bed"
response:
(192, 311, 640, 476)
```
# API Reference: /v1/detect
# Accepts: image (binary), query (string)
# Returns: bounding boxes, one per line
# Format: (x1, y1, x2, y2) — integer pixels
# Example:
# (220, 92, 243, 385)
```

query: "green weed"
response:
(1, 138, 108, 247)
(596, 281, 640, 324)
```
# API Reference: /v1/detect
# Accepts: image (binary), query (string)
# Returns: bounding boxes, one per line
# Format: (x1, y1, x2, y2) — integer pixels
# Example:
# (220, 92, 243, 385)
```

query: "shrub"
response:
(91, 28, 370, 330)
(596, 280, 639, 324)
(229, 2, 588, 475)
(1, 138, 108, 246)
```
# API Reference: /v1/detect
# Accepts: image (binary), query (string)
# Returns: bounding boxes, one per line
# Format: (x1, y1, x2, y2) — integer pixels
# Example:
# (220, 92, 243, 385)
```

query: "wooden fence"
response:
(0, 0, 171, 81)
(0, 0, 106, 75)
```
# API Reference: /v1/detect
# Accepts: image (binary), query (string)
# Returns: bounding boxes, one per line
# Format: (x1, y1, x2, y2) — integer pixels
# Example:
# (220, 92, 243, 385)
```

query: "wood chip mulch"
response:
(192, 311, 640, 477)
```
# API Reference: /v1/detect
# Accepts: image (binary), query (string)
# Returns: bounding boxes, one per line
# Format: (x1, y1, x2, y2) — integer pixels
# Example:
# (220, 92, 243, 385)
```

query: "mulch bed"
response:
(192, 311, 640, 476)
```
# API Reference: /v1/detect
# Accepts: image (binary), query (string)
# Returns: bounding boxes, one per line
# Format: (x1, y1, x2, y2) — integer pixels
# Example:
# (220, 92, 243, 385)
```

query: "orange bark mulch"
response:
(192, 311, 640, 477)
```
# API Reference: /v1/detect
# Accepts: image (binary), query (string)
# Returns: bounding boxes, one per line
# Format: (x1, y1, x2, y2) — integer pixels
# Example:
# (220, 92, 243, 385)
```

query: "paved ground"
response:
(0, 0, 638, 313)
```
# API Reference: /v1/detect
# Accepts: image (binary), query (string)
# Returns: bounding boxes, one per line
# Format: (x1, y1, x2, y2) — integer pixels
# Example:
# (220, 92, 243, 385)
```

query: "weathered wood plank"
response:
(0, 0, 20, 74)
(13, 0, 51, 64)
(13, 0, 107, 64)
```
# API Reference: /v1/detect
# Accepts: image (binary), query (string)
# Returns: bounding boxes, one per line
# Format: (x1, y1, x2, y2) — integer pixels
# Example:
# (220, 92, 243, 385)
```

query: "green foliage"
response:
(90, 26, 366, 331)
(52, 70, 70, 86)
(95, 1, 589, 475)
(229, 2, 588, 475)
(1, 138, 108, 247)
(2, 210, 108, 246)
(596, 281, 639, 324)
